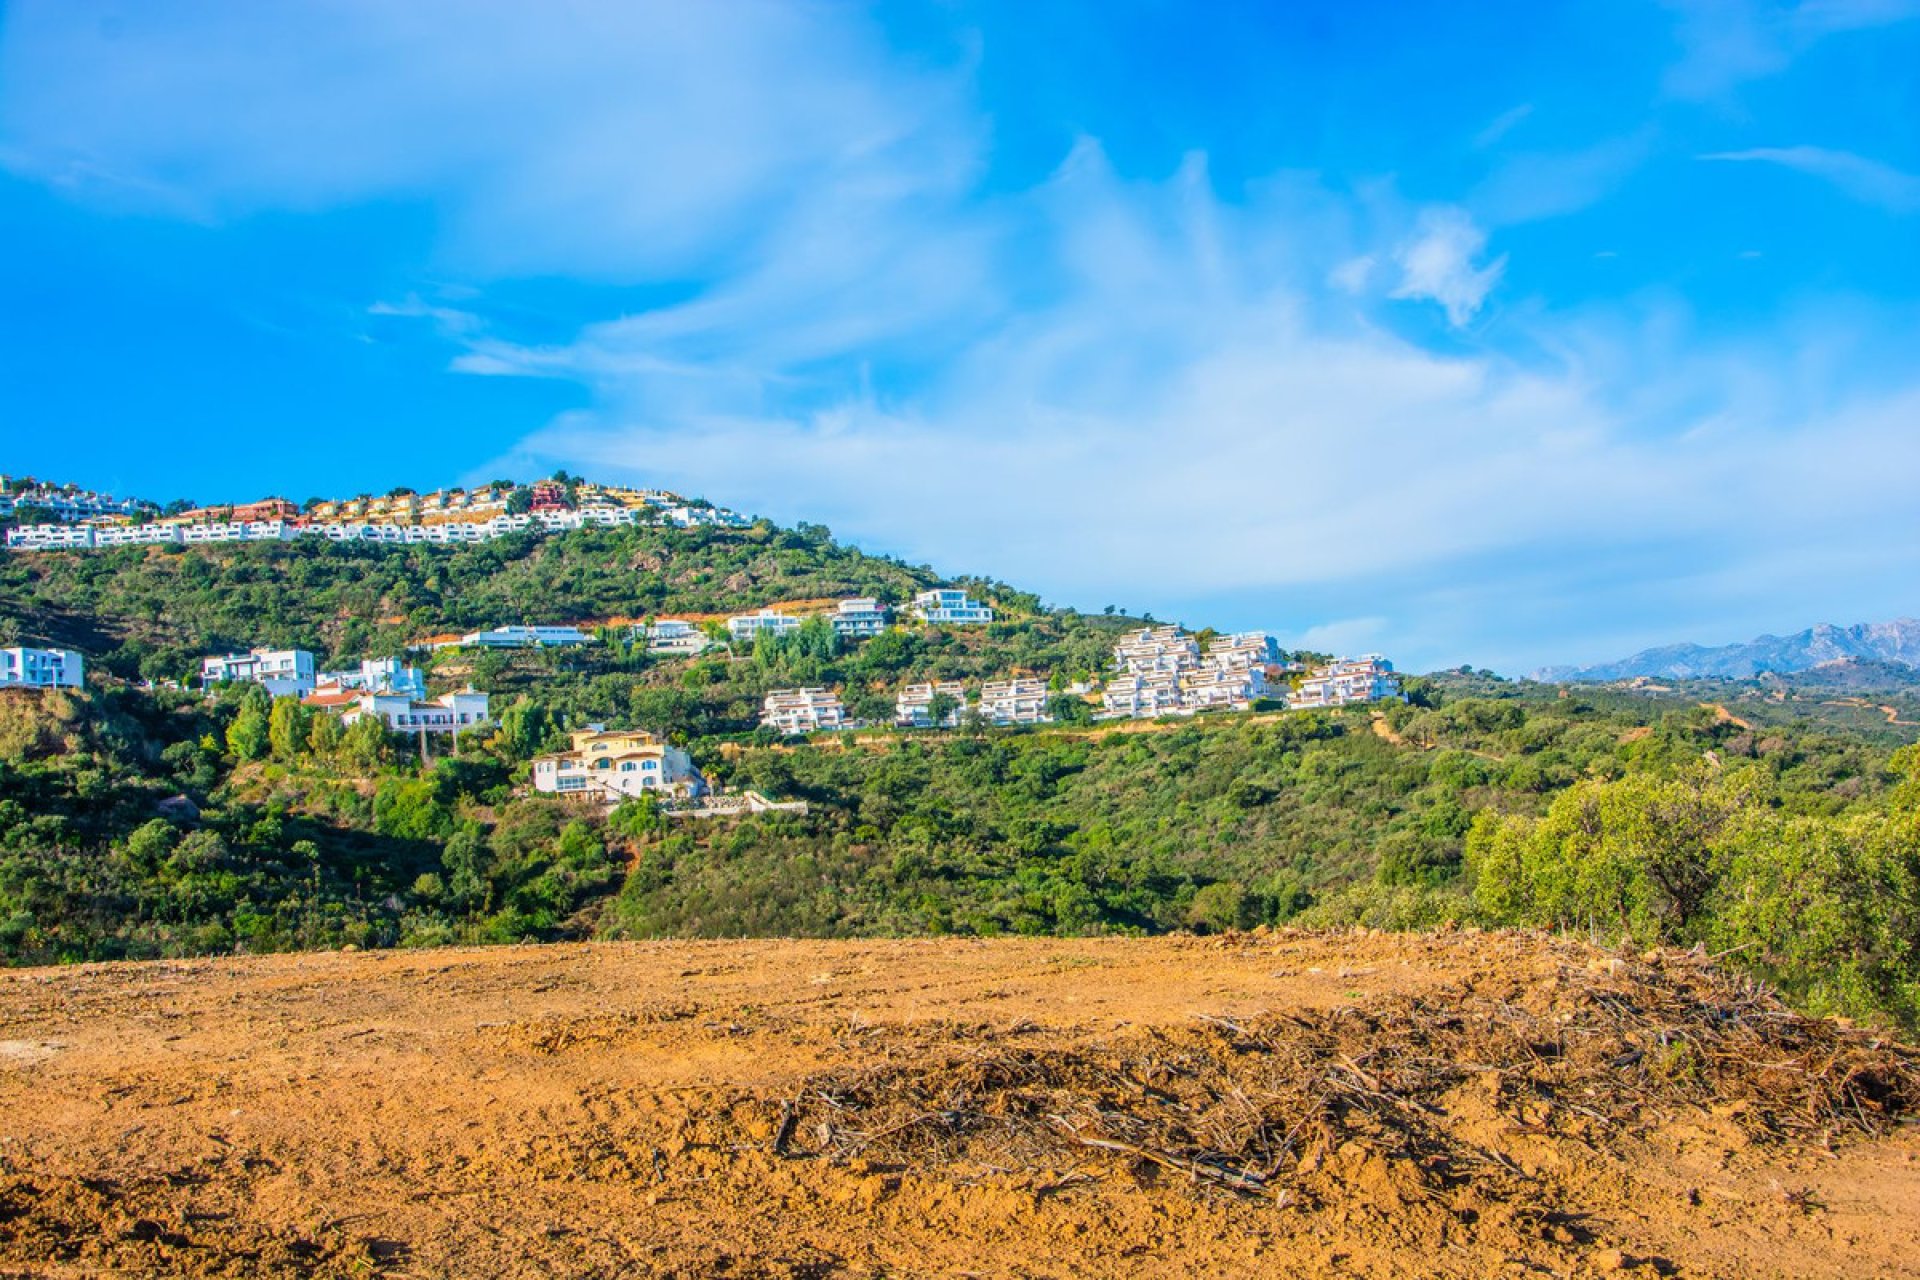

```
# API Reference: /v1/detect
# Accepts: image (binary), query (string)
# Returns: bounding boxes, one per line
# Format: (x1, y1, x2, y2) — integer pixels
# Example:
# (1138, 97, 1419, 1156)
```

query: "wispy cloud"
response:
(1389, 208, 1508, 327)
(1662, 0, 1920, 99)
(1701, 145, 1920, 211)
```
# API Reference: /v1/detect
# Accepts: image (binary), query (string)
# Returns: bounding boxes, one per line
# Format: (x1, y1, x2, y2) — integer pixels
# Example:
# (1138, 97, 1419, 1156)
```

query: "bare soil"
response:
(2, 932, 1917, 1278)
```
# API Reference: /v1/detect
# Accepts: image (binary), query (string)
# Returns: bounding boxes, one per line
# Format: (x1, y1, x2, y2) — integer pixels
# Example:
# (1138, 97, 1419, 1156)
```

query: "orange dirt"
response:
(1, 932, 1916, 1278)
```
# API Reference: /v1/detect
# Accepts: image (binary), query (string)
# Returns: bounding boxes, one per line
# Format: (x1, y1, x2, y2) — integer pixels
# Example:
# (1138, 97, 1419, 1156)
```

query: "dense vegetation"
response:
(2, 521, 1917, 1032)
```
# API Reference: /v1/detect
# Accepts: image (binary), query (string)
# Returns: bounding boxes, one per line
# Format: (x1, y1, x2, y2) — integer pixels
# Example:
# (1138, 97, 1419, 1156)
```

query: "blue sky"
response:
(3, 1, 1917, 673)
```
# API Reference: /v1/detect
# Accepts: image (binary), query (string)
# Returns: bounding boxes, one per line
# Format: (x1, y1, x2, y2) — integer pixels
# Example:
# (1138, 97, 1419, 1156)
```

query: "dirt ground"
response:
(1, 931, 1916, 1278)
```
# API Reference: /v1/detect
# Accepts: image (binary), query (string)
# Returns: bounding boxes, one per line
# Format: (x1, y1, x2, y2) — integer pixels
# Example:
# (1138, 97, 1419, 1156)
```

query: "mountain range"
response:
(1533, 619, 1920, 683)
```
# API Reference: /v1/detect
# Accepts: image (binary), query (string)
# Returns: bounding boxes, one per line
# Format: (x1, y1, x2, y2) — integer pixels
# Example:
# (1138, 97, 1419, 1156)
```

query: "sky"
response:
(2, 1, 1917, 674)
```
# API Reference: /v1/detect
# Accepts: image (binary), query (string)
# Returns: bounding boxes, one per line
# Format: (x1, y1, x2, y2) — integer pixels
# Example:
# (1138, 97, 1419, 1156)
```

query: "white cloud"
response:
(1701, 146, 1920, 212)
(1388, 208, 1507, 327)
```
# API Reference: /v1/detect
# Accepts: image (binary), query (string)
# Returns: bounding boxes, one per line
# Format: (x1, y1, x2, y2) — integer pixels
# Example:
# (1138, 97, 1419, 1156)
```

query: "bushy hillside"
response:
(2, 519, 1918, 1032)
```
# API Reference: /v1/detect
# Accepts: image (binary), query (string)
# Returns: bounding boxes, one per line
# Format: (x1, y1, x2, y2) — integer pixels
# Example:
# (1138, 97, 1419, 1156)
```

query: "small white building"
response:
(830, 597, 890, 639)
(911, 589, 995, 625)
(727, 609, 802, 643)
(895, 680, 968, 728)
(977, 678, 1052, 726)
(761, 687, 849, 735)
(341, 689, 491, 733)
(200, 647, 317, 697)
(531, 727, 705, 801)
(0, 647, 83, 690)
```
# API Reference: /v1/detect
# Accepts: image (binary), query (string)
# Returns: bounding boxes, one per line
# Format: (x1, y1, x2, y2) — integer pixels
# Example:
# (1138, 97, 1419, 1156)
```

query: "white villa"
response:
(531, 727, 705, 801)
(1181, 666, 1269, 712)
(977, 678, 1051, 726)
(0, 646, 83, 690)
(201, 647, 317, 697)
(761, 688, 849, 735)
(314, 657, 427, 700)
(335, 689, 491, 734)
(1290, 656, 1403, 709)
(643, 619, 711, 656)
(728, 609, 802, 643)
(911, 589, 995, 625)
(830, 597, 890, 639)
(895, 680, 968, 728)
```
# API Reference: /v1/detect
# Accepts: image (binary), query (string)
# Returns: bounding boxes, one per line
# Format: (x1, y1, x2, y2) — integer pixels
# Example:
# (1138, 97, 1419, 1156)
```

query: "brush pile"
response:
(765, 941, 1920, 1203)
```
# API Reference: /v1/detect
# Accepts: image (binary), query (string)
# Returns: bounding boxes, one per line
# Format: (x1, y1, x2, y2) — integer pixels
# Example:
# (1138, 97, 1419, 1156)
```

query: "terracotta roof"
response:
(302, 691, 360, 708)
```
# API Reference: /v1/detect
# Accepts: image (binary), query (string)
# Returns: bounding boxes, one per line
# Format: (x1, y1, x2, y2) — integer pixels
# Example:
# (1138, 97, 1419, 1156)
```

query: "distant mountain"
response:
(1533, 619, 1920, 683)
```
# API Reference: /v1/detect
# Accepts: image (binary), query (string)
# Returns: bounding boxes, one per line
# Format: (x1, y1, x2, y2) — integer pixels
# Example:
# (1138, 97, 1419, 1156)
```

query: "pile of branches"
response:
(762, 948, 1920, 1201)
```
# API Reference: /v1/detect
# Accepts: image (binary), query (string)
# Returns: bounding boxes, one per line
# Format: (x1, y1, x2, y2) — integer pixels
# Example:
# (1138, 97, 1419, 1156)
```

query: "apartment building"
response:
(912, 589, 995, 625)
(761, 688, 849, 735)
(829, 597, 890, 639)
(1205, 632, 1277, 671)
(1101, 671, 1185, 719)
(231, 498, 299, 523)
(200, 647, 317, 697)
(1181, 666, 1270, 712)
(977, 678, 1052, 725)
(895, 681, 968, 728)
(728, 609, 801, 643)
(1289, 655, 1403, 709)
(531, 727, 704, 801)
(0, 482, 154, 523)
(1113, 625, 1201, 676)
(339, 689, 491, 733)
(0, 647, 83, 690)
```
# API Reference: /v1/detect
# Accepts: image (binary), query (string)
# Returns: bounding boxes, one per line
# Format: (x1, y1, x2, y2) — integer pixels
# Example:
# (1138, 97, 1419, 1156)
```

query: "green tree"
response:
(226, 698, 271, 762)
(268, 697, 312, 761)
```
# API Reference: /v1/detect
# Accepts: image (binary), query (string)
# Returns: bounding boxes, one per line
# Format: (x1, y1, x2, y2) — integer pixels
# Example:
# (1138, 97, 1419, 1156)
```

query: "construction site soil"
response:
(1, 932, 1916, 1278)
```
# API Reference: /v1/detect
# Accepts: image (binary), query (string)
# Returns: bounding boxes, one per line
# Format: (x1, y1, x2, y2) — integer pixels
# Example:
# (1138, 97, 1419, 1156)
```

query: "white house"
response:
(0, 647, 83, 690)
(314, 656, 427, 699)
(761, 687, 849, 735)
(458, 625, 591, 649)
(341, 689, 491, 733)
(728, 609, 802, 643)
(1289, 656, 1403, 709)
(829, 597, 890, 639)
(531, 727, 705, 801)
(895, 680, 967, 728)
(643, 618, 711, 656)
(911, 589, 995, 625)
(977, 678, 1052, 726)
(201, 647, 317, 697)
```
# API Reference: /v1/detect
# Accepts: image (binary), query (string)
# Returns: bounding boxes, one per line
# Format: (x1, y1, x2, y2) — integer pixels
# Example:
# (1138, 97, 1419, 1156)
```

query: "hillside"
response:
(1535, 618, 1920, 682)
(2, 485, 1919, 1036)
(3, 934, 1916, 1278)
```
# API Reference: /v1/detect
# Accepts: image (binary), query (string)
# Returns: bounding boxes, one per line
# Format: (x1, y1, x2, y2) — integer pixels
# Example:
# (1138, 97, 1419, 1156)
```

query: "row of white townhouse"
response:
(0, 483, 154, 523)
(0, 646, 83, 690)
(6, 503, 752, 553)
(765, 675, 1055, 736)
